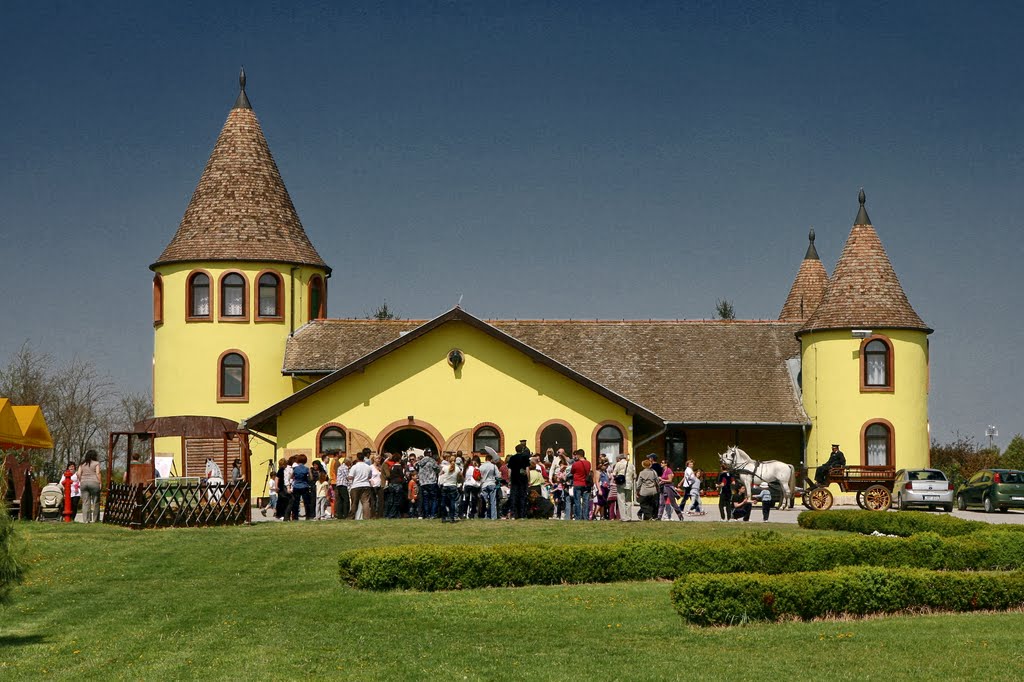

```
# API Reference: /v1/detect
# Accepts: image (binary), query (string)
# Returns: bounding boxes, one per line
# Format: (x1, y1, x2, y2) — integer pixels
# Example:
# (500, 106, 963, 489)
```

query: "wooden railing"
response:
(103, 479, 251, 529)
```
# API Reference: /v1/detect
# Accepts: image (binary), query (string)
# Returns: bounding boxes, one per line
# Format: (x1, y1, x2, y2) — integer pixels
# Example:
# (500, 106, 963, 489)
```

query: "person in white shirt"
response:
(612, 453, 637, 521)
(461, 455, 481, 518)
(347, 450, 374, 520)
(477, 453, 499, 520)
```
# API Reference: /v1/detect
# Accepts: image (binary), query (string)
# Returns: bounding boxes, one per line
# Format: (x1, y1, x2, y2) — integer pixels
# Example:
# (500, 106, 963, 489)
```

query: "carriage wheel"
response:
(808, 487, 833, 511)
(801, 493, 814, 510)
(862, 485, 892, 511)
(855, 491, 865, 509)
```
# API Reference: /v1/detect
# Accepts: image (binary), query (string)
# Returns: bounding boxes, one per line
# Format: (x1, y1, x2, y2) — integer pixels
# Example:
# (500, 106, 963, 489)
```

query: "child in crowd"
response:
(315, 472, 330, 520)
(757, 480, 774, 522)
(408, 472, 420, 519)
(261, 475, 278, 517)
(687, 469, 706, 515)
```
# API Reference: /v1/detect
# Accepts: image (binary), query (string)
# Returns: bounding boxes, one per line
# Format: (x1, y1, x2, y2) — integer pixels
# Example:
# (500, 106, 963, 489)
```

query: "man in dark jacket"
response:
(815, 444, 846, 485)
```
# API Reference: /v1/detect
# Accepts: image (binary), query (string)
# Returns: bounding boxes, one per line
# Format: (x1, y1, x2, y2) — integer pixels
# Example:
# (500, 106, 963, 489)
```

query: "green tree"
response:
(930, 432, 1000, 487)
(367, 301, 400, 321)
(0, 483, 24, 604)
(1002, 433, 1024, 470)
(715, 299, 735, 320)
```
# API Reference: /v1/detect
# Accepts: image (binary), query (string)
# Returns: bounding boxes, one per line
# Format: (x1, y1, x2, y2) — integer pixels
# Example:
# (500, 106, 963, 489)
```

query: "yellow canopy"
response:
(0, 398, 53, 449)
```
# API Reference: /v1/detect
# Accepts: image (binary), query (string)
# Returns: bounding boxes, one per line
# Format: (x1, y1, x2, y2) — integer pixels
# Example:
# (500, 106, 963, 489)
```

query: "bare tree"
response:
(1, 343, 124, 475)
(0, 342, 54, 409)
(48, 356, 116, 466)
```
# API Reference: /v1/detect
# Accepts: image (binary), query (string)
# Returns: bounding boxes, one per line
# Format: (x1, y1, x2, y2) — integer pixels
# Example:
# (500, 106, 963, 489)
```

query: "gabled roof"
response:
(152, 72, 328, 272)
(267, 311, 808, 431)
(800, 190, 930, 335)
(779, 229, 829, 322)
(248, 308, 668, 434)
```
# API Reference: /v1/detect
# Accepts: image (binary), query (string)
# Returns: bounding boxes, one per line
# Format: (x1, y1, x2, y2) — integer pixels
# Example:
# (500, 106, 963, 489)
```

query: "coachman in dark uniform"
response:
(815, 444, 846, 486)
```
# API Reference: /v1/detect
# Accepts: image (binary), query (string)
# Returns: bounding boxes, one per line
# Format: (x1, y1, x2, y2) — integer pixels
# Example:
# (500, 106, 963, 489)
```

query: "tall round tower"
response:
(797, 190, 931, 478)
(150, 70, 330, 481)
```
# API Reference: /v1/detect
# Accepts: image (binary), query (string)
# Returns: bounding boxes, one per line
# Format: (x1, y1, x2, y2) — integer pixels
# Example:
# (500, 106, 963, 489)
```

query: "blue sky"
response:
(1, 1, 1022, 445)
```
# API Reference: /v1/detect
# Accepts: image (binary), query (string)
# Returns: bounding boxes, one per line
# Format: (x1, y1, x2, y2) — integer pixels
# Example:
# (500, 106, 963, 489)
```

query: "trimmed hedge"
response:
(670, 566, 1024, 625)
(339, 532, 1024, 591)
(795, 509, 1024, 537)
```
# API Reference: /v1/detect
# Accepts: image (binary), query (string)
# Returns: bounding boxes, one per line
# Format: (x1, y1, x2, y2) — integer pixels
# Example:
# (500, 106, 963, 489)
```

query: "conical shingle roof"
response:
(799, 191, 930, 335)
(779, 229, 829, 322)
(152, 73, 328, 271)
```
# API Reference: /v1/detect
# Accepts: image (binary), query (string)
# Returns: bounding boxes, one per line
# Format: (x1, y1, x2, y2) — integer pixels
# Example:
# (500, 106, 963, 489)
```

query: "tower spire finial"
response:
(233, 66, 252, 110)
(854, 187, 871, 225)
(804, 227, 819, 260)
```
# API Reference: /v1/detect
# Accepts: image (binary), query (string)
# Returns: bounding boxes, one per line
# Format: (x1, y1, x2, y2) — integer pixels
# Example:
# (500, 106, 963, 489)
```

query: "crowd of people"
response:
(263, 442, 780, 522)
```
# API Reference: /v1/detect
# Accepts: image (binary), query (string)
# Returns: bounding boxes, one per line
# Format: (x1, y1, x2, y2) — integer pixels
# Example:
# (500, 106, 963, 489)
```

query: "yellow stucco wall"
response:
(152, 260, 327, 487)
(801, 329, 929, 472)
(273, 321, 634, 468)
(152, 261, 327, 420)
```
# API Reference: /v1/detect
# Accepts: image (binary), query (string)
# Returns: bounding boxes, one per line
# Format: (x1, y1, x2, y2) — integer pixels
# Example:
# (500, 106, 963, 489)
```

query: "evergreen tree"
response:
(0, 479, 24, 604)
(1002, 433, 1024, 470)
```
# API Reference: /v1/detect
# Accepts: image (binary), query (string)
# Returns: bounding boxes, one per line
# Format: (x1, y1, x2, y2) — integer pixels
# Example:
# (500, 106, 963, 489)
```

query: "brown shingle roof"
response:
(800, 194, 929, 334)
(280, 314, 808, 425)
(152, 94, 327, 271)
(779, 232, 829, 322)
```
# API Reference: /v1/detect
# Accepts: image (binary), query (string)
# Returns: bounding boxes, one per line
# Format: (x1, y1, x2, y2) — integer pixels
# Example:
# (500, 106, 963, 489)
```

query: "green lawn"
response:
(2, 519, 1023, 680)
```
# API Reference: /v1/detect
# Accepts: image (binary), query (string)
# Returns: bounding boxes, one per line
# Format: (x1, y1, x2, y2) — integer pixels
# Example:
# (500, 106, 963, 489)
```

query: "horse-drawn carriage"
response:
(799, 465, 896, 511)
(718, 446, 896, 512)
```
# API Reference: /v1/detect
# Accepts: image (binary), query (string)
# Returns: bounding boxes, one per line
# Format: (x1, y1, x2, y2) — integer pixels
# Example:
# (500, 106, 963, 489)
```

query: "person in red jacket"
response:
(569, 449, 592, 520)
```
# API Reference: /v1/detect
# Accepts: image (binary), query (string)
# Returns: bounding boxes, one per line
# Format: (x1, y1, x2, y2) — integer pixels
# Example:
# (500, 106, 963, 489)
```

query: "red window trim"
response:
(535, 419, 577, 459)
(153, 274, 164, 327)
(254, 269, 285, 322)
(316, 422, 348, 456)
(860, 418, 895, 467)
(471, 422, 505, 454)
(217, 349, 249, 403)
(185, 269, 213, 322)
(592, 420, 627, 459)
(218, 271, 250, 322)
(308, 275, 326, 320)
(860, 334, 894, 393)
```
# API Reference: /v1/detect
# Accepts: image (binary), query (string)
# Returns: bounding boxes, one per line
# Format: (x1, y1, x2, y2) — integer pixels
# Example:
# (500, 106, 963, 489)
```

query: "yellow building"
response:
(149, 74, 931, 499)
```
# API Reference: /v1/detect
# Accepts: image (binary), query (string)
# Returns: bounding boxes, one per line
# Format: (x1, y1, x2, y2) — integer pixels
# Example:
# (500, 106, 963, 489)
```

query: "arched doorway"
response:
(539, 421, 574, 455)
(381, 428, 441, 456)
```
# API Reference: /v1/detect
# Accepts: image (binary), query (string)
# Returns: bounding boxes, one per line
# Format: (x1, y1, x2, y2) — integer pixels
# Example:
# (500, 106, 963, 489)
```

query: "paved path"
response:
(249, 504, 1024, 525)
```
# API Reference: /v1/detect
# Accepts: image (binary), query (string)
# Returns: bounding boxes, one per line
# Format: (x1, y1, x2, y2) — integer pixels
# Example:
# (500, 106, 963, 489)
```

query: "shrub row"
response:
(670, 566, 1024, 626)
(795, 509, 1024, 537)
(339, 532, 1024, 591)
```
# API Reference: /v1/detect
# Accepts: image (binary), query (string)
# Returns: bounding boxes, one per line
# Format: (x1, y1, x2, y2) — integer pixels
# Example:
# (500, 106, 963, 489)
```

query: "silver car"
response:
(893, 469, 954, 512)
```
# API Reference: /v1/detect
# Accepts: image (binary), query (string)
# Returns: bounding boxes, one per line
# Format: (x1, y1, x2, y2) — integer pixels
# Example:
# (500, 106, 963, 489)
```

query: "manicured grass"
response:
(2, 519, 1023, 680)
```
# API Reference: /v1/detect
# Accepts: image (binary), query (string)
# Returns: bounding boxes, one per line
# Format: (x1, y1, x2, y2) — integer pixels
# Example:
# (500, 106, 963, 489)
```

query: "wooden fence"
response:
(103, 479, 250, 529)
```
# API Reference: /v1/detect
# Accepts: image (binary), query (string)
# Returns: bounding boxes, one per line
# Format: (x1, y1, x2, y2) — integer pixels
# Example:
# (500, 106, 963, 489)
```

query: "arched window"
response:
(319, 426, 346, 454)
(218, 351, 247, 401)
(596, 424, 624, 458)
(861, 336, 893, 391)
(538, 421, 575, 456)
(153, 275, 163, 325)
(188, 271, 211, 319)
(863, 421, 893, 466)
(473, 426, 501, 454)
(309, 275, 325, 320)
(220, 272, 247, 319)
(257, 272, 282, 319)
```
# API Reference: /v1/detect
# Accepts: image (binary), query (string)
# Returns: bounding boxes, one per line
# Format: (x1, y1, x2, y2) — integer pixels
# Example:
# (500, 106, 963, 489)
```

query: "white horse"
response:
(718, 446, 796, 509)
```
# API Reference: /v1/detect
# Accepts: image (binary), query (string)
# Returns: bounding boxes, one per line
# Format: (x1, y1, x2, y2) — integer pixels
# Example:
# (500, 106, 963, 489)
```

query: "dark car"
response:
(956, 469, 1024, 513)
